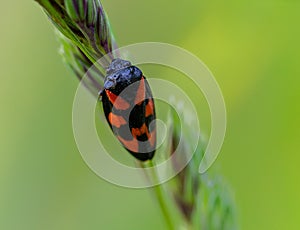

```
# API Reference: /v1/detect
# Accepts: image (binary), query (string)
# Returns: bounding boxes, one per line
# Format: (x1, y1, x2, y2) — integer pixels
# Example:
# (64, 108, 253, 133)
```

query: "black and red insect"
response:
(100, 58, 156, 161)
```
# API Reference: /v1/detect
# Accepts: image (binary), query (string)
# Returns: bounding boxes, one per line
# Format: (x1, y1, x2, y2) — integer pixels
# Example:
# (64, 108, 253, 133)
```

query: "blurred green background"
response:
(1, 0, 299, 229)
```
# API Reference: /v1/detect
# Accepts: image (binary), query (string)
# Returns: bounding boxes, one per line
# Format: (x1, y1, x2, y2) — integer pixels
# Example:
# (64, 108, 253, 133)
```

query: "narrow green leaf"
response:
(64, 0, 80, 21)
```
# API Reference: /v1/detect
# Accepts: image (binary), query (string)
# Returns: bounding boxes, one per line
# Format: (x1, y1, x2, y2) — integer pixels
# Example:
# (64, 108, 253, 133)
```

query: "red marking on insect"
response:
(145, 99, 154, 117)
(131, 123, 149, 138)
(131, 123, 156, 148)
(134, 77, 145, 105)
(117, 135, 139, 153)
(108, 112, 127, 128)
(149, 130, 156, 147)
(105, 90, 130, 110)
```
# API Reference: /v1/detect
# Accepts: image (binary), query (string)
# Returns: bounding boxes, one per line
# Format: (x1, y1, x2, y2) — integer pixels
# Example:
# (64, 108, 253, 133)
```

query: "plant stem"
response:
(146, 160, 175, 230)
